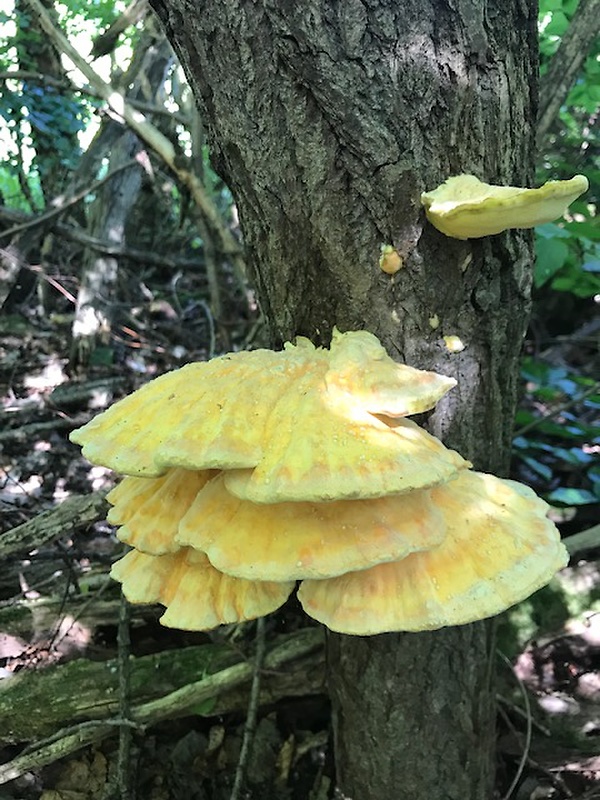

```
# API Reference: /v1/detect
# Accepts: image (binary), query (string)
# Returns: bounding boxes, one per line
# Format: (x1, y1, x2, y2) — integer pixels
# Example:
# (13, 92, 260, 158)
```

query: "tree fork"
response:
(149, 1, 538, 796)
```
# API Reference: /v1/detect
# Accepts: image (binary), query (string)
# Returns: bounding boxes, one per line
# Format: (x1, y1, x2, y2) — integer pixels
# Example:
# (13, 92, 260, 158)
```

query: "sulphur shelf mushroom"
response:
(297, 472, 566, 634)
(70, 329, 568, 634)
(421, 173, 588, 239)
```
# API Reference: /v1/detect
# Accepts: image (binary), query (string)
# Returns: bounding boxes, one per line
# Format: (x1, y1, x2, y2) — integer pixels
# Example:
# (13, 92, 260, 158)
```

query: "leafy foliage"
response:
(523, 0, 600, 521)
(0, 4, 91, 202)
(539, 0, 600, 187)
(513, 356, 599, 506)
(535, 221, 600, 297)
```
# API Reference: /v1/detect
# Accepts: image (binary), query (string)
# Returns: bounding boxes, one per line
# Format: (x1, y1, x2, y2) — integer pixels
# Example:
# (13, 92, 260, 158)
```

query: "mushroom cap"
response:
(111, 547, 295, 630)
(420, 174, 589, 239)
(107, 468, 215, 554)
(297, 471, 569, 634)
(70, 350, 313, 476)
(324, 329, 456, 418)
(176, 471, 447, 580)
(70, 330, 462, 500)
(224, 415, 468, 503)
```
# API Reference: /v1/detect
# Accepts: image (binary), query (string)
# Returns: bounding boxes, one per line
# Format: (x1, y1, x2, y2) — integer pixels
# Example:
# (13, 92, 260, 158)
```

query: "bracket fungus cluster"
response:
(421, 174, 589, 239)
(70, 330, 568, 635)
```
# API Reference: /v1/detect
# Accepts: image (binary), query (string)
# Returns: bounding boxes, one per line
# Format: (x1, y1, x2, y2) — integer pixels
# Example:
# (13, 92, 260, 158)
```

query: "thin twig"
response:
(514, 381, 600, 438)
(496, 694, 551, 737)
(50, 577, 114, 652)
(117, 593, 134, 800)
(198, 299, 217, 358)
(230, 618, 267, 800)
(0, 161, 138, 241)
(0, 70, 189, 125)
(498, 651, 532, 800)
(526, 754, 574, 798)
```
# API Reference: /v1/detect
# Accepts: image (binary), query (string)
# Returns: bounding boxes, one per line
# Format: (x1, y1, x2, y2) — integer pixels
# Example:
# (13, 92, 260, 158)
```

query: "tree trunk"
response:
(537, 0, 600, 146)
(69, 26, 172, 369)
(149, 1, 538, 797)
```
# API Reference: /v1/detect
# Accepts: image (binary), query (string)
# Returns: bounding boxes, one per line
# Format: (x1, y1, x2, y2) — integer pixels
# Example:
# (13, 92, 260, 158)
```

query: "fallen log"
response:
(0, 492, 109, 558)
(0, 627, 325, 783)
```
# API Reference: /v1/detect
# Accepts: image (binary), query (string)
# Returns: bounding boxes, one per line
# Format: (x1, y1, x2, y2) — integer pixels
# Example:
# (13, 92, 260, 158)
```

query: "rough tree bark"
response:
(149, 2, 538, 798)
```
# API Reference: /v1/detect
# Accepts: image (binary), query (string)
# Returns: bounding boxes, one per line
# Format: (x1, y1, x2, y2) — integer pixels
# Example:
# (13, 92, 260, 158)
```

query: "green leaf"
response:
(547, 487, 598, 505)
(582, 259, 600, 273)
(535, 238, 569, 287)
(551, 264, 600, 297)
(540, 0, 563, 11)
(536, 222, 571, 239)
(520, 456, 554, 482)
(545, 10, 570, 36)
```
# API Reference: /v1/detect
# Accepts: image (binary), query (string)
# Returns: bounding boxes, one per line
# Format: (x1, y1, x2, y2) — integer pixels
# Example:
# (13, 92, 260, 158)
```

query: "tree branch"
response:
(0, 204, 206, 271)
(564, 523, 600, 557)
(537, 0, 600, 145)
(22, 0, 245, 276)
(0, 70, 189, 125)
(0, 161, 139, 242)
(91, 0, 149, 59)
(230, 618, 266, 800)
(0, 628, 323, 784)
(0, 491, 109, 558)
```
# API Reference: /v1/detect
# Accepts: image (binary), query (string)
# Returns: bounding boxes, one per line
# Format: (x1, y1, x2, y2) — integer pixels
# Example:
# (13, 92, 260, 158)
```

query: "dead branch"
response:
(0, 204, 205, 271)
(565, 524, 600, 558)
(91, 0, 149, 59)
(0, 591, 162, 641)
(0, 161, 139, 243)
(0, 71, 188, 125)
(0, 415, 89, 443)
(0, 492, 109, 558)
(0, 627, 325, 782)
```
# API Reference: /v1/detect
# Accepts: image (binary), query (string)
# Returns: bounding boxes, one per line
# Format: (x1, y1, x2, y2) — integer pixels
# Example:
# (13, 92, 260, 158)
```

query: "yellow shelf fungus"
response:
(71, 329, 568, 635)
(421, 174, 588, 239)
(297, 472, 567, 634)
(111, 548, 295, 630)
(112, 470, 446, 581)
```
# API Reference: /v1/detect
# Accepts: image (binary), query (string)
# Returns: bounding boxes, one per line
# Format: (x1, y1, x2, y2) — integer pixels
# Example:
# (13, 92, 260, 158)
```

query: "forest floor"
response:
(1, 300, 599, 800)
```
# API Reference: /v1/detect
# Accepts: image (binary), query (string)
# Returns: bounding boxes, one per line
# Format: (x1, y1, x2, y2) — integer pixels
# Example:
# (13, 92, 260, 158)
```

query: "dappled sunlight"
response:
(71, 329, 465, 500)
(86, 464, 114, 492)
(22, 355, 68, 392)
(0, 0, 595, 791)
(0, 632, 27, 661)
(49, 615, 92, 657)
